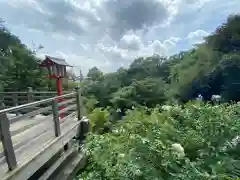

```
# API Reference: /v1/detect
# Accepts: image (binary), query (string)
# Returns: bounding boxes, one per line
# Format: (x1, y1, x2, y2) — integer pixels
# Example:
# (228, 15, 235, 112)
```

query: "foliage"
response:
(0, 20, 49, 91)
(84, 96, 99, 114)
(82, 14, 240, 109)
(0, 20, 77, 91)
(78, 102, 240, 180)
(88, 108, 110, 134)
(62, 80, 79, 91)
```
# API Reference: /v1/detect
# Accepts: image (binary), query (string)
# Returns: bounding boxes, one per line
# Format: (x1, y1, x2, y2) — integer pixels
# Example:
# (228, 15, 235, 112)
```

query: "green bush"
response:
(88, 108, 110, 134)
(78, 102, 240, 180)
(84, 96, 99, 114)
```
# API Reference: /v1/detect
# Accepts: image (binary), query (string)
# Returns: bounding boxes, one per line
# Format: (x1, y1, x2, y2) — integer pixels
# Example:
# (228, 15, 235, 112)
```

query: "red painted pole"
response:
(56, 77, 62, 96)
(56, 77, 64, 121)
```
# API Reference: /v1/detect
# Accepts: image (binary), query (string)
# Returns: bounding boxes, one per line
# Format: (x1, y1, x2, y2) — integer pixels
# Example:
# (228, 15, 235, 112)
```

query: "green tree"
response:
(87, 67, 103, 81)
(0, 20, 48, 91)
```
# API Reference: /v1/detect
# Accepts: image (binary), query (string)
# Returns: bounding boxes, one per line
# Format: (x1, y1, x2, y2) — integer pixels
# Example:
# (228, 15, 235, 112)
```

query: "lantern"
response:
(39, 55, 72, 78)
(39, 55, 72, 121)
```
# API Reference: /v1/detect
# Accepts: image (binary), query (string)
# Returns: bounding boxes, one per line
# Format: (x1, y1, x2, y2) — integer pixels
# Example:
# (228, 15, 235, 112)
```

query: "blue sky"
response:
(0, 0, 239, 75)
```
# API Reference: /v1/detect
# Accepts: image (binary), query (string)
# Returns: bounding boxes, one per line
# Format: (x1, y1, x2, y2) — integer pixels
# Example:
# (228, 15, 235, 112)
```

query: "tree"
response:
(206, 14, 240, 53)
(82, 14, 240, 109)
(0, 20, 50, 91)
(87, 67, 103, 81)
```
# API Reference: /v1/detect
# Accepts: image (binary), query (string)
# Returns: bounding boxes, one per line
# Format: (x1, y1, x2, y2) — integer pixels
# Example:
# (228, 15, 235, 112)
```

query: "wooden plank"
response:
(38, 143, 77, 180)
(17, 96, 27, 100)
(9, 106, 52, 124)
(0, 92, 76, 115)
(58, 98, 76, 106)
(0, 121, 53, 165)
(0, 113, 17, 170)
(0, 92, 26, 95)
(59, 105, 76, 114)
(0, 113, 76, 165)
(52, 100, 61, 137)
(15, 100, 28, 104)
(10, 115, 52, 138)
(1, 119, 80, 180)
(34, 95, 54, 99)
(2, 96, 14, 99)
(9, 115, 51, 135)
(2, 100, 14, 103)
(33, 92, 57, 94)
(11, 117, 76, 165)
(50, 151, 86, 180)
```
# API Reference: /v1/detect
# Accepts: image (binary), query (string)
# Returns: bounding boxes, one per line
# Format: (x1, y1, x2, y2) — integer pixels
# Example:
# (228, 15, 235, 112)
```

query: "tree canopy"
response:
(75, 15, 240, 180)
(82, 14, 240, 109)
(0, 20, 78, 91)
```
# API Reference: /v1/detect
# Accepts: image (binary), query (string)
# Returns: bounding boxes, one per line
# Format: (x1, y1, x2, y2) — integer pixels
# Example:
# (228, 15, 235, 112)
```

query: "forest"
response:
(1, 14, 240, 179)
(77, 14, 240, 180)
(82, 14, 240, 111)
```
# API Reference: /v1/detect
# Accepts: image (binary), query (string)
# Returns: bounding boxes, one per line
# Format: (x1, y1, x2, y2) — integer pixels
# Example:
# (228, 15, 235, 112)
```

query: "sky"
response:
(0, 0, 239, 75)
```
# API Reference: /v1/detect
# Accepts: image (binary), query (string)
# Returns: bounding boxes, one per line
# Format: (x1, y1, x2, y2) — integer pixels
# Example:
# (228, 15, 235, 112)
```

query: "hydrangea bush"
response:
(77, 102, 240, 180)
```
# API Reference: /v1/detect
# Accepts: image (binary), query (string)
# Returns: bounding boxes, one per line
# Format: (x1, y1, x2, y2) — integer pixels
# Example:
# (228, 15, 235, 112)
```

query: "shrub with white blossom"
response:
(77, 102, 240, 180)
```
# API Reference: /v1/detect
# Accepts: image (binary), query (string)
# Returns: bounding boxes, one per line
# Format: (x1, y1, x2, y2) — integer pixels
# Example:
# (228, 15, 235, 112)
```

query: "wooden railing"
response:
(0, 88, 73, 114)
(0, 87, 83, 171)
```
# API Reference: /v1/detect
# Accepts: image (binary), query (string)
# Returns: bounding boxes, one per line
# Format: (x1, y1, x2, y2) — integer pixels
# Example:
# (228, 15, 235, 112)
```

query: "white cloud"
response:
(0, 0, 239, 74)
(143, 37, 180, 56)
(186, 29, 209, 44)
(118, 33, 143, 51)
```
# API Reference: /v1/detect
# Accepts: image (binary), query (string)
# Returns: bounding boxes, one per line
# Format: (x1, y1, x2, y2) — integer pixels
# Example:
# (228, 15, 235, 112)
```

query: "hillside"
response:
(76, 14, 240, 180)
(82, 14, 240, 112)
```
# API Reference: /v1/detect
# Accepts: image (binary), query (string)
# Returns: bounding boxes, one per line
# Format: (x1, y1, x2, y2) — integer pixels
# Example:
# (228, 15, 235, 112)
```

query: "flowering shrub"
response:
(77, 102, 240, 180)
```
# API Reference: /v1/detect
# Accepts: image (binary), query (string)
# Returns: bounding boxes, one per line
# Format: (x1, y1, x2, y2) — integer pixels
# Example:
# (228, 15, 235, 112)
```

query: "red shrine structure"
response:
(39, 55, 72, 120)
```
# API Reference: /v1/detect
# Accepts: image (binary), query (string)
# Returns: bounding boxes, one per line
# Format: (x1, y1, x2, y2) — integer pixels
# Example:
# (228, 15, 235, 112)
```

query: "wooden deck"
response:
(0, 89, 85, 180)
(1, 113, 79, 179)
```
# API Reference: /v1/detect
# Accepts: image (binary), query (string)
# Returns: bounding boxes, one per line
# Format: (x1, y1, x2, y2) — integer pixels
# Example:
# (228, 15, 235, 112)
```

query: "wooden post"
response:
(75, 86, 82, 121)
(0, 93, 4, 108)
(13, 93, 19, 116)
(27, 87, 34, 116)
(0, 102, 5, 110)
(52, 99, 61, 137)
(78, 118, 90, 144)
(0, 113, 17, 170)
(27, 87, 33, 103)
(13, 93, 18, 107)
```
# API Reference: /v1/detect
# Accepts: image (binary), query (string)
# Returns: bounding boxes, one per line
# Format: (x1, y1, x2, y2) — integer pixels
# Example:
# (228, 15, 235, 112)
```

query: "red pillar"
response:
(56, 77, 63, 96)
(56, 77, 64, 121)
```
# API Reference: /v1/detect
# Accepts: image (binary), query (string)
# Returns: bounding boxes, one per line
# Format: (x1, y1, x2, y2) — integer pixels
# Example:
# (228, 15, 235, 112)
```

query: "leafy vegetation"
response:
(0, 20, 78, 91)
(88, 108, 110, 134)
(77, 102, 240, 180)
(76, 14, 240, 179)
(82, 14, 240, 110)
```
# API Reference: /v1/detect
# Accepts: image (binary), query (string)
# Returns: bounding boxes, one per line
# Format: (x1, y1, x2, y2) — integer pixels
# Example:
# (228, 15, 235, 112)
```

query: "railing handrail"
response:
(0, 92, 76, 114)
(0, 91, 73, 94)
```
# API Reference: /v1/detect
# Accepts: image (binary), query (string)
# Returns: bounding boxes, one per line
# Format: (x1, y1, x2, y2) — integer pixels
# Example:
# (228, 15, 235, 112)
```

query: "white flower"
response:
(118, 153, 125, 158)
(171, 143, 185, 157)
(112, 129, 119, 134)
(162, 105, 172, 111)
(135, 169, 142, 176)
